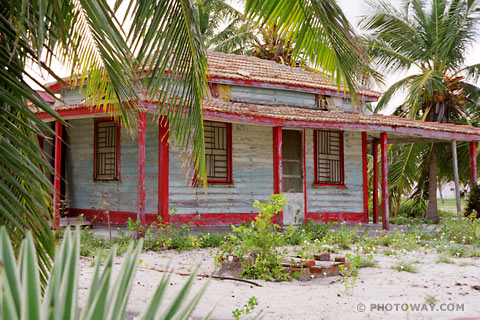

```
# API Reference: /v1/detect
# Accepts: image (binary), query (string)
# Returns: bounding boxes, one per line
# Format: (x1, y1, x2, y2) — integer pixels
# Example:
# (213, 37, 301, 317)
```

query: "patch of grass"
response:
(459, 261, 477, 267)
(383, 249, 397, 256)
(424, 295, 437, 304)
(436, 255, 454, 264)
(392, 260, 418, 273)
(357, 254, 377, 268)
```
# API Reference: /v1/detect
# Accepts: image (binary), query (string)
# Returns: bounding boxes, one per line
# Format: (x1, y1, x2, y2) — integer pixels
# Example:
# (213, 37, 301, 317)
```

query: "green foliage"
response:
(436, 255, 454, 264)
(0, 226, 207, 319)
(81, 218, 226, 256)
(435, 217, 480, 245)
(216, 194, 290, 281)
(465, 184, 480, 218)
(392, 260, 418, 273)
(232, 296, 259, 320)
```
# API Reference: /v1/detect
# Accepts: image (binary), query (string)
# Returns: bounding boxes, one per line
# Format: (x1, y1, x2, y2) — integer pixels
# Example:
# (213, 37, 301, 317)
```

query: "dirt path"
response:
(78, 247, 480, 319)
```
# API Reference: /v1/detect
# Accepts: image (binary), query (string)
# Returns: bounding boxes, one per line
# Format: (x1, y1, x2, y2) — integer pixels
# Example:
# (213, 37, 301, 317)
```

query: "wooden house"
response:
(37, 52, 480, 230)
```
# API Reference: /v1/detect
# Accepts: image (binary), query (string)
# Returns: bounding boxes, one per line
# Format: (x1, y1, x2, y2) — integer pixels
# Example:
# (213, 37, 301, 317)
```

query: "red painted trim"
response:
(158, 119, 170, 224)
(53, 121, 63, 230)
(137, 112, 147, 225)
(372, 139, 379, 224)
(305, 212, 365, 223)
(273, 127, 283, 226)
(313, 130, 345, 185)
(470, 141, 477, 186)
(380, 132, 389, 231)
(38, 106, 106, 120)
(202, 110, 480, 141)
(93, 118, 121, 182)
(303, 129, 307, 223)
(209, 77, 380, 102)
(67, 208, 258, 226)
(313, 183, 347, 188)
(362, 132, 368, 223)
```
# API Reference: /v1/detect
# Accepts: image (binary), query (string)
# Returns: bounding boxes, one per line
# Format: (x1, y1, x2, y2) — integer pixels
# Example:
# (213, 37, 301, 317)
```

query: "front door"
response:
(282, 129, 304, 225)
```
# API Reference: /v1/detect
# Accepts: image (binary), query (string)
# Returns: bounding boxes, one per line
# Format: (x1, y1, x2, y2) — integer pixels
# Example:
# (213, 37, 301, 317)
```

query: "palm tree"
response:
(1, 0, 207, 282)
(361, 0, 480, 221)
(2, 0, 374, 281)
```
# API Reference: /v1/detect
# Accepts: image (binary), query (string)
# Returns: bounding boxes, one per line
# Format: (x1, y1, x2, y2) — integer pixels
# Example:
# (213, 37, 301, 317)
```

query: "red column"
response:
(372, 139, 379, 224)
(362, 132, 368, 223)
(303, 129, 307, 223)
(53, 121, 63, 230)
(470, 141, 477, 186)
(380, 132, 389, 230)
(137, 112, 146, 226)
(273, 127, 283, 226)
(158, 119, 169, 224)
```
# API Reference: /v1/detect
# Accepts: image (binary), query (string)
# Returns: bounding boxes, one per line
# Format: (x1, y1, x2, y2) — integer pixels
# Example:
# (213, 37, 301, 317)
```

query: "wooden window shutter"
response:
(204, 121, 232, 183)
(94, 120, 120, 181)
(315, 130, 344, 185)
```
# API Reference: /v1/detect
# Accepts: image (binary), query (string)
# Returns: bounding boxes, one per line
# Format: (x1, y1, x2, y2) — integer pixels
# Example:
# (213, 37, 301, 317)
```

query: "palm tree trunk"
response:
(426, 149, 439, 222)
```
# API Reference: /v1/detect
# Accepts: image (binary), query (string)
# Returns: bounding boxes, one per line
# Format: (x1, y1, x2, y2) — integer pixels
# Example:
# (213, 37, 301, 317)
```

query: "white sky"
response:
(27, 0, 480, 115)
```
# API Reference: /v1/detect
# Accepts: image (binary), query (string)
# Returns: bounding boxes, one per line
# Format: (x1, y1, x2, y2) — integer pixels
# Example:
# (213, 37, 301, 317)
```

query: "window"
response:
(204, 121, 232, 183)
(314, 130, 344, 185)
(94, 119, 120, 181)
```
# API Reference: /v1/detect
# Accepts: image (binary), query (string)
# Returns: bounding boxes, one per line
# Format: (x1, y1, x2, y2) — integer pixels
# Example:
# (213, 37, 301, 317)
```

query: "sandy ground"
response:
(78, 246, 480, 320)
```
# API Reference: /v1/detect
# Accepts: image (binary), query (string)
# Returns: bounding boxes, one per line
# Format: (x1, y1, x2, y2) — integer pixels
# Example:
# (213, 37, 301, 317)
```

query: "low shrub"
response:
(215, 194, 290, 281)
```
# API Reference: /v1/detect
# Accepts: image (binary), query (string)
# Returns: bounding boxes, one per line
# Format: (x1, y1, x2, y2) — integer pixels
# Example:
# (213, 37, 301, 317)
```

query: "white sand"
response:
(78, 247, 480, 319)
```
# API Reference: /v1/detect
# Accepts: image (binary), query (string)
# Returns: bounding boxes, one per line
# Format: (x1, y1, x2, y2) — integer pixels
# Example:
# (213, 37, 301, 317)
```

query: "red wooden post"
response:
(372, 139, 379, 224)
(303, 129, 307, 223)
(53, 121, 63, 230)
(362, 132, 368, 223)
(158, 119, 170, 224)
(470, 141, 477, 186)
(137, 112, 146, 226)
(380, 132, 389, 230)
(273, 127, 283, 226)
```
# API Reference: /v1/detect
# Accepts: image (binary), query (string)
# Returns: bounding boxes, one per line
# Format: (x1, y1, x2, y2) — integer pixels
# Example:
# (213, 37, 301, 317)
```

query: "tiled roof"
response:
(201, 99, 480, 138)
(37, 99, 480, 140)
(45, 52, 381, 99)
(206, 52, 381, 99)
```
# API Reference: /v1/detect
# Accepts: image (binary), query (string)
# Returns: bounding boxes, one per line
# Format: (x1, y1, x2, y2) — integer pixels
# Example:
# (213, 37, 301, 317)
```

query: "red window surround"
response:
(313, 130, 345, 187)
(93, 118, 121, 182)
(204, 120, 233, 184)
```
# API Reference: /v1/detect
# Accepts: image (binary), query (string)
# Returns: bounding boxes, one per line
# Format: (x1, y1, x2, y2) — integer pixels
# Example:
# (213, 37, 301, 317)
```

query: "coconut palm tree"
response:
(2, 0, 374, 283)
(1, 0, 208, 282)
(361, 0, 480, 222)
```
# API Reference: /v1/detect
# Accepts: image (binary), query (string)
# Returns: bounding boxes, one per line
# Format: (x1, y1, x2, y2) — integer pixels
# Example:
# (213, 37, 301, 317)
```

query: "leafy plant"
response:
(232, 296, 259, 320)
(216, 194, 290, 281)
(0, 226, 207, 319)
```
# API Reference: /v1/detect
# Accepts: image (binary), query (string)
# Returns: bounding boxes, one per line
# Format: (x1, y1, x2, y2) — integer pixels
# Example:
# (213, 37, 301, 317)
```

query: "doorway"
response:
(282, 129, 304, 225)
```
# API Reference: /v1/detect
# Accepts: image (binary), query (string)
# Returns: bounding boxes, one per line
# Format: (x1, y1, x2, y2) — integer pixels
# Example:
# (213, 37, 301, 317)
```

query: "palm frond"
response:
(246, 0, 378, 103)
(124, 0, 209, 182)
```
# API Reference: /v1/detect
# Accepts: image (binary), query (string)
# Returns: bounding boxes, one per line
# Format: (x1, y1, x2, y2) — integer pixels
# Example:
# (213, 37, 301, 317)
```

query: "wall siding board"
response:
(66, 115, 159, 213)
(306, 130, 364, 213)
(169, 124, 274, 214)
(231, 86, 316, 108)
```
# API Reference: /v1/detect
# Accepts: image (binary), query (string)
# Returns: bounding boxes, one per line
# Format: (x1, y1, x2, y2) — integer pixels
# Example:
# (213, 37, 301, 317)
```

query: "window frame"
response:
(203, 120, 233, 185)
(313, 130, 345, 187)
(93, 118, 121, 182)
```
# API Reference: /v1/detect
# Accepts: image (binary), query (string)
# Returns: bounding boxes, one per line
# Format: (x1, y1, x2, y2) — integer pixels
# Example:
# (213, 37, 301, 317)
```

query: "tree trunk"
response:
(426, 149, 439, 222)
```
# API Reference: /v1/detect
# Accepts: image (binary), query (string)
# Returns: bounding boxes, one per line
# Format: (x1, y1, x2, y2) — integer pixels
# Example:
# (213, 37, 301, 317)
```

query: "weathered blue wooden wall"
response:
(305, 130, 364, 213)
(65, 115, 159, 213)
(169, 123, 274, 214)
(231, 86, 316, 108)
